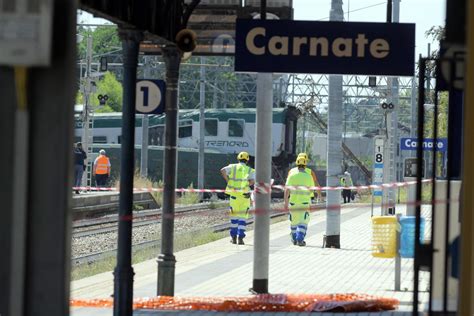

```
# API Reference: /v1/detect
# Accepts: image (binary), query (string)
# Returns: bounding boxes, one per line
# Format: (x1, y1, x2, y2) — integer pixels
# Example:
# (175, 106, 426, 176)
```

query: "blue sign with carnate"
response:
(235, 19, 416, 76)
(400, 138, 447, 152)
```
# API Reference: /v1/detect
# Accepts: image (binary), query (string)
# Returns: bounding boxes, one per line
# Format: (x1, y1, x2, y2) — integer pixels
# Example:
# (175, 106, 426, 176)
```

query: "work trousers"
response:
(342, 189, 351, 203)
(95, 174, 109, 188)
(74, 164, 84, 187)
(289, 202, 310, 242)
(229, 195, 250, 239)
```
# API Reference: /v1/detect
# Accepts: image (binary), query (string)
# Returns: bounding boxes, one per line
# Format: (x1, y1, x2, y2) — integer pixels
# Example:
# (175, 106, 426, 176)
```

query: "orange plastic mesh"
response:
(71, 293, 399, 312)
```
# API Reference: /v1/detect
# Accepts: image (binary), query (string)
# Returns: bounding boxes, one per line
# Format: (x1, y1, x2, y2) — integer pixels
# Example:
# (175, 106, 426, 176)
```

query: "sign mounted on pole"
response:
(135, 79, 166, 115)
(400, 137, 447, 152)
(373, 137, 385, 197)
(235, 19, 415, 76)
(404, 158, 425, 178)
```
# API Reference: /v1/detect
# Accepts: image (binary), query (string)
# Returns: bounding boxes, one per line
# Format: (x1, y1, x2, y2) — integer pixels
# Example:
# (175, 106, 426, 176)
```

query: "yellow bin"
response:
(371, 216, 398, 258)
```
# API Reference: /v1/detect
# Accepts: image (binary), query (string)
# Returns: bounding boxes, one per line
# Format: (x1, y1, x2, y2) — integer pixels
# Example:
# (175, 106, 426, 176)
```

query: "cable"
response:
(316, 2, 386, 21)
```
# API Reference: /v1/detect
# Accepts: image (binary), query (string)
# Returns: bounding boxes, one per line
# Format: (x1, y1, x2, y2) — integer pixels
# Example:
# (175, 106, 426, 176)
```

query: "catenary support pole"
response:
(113, 28, 143, 316)
(252, 73, 273, 293)
(383, 0, 400, 214)
(82, 35, 93, 186)
(325, 0, 344, 248)
(157, 46, 181, 296)
(395, 213, 401, 290)
(252, 0, 272, 293)
(198, 56, 206, 199)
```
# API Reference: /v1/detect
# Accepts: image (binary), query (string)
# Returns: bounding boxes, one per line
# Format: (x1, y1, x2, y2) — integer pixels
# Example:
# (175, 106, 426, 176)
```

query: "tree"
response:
(77, 25, 120, 60)
(92, 72, 123, 112)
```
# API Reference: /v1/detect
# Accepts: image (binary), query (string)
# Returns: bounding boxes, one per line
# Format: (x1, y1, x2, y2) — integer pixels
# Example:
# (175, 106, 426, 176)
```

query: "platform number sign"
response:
(373, 137, 384, 197)
(135, 79, 166, 115)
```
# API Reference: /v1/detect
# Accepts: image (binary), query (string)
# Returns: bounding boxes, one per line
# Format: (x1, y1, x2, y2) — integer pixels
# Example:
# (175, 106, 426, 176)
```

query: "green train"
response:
(75, 107, 301, 188)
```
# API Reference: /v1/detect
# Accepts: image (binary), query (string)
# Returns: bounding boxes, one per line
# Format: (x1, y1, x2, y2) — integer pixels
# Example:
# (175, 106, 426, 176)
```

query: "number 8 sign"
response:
(136, 79, 166, 114)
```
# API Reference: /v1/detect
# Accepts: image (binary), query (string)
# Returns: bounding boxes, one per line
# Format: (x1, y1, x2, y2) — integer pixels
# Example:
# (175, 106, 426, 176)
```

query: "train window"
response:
(117, 135, 121, 144)
(179, 119, 193, 138)
(74, 136, 81, 144)
(205, 119, 218, 136)
(228, 119, 244, 137)
(93, 136, 107, 144)
(149, 125, 164, 146)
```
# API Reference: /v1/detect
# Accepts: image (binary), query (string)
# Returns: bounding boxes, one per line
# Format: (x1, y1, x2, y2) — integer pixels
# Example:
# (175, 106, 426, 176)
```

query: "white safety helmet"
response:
(99, 149, 106, 155)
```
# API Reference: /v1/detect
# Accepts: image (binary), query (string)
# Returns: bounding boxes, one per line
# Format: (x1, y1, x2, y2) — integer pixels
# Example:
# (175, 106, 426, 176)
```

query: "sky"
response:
(78, 0, 446, 57)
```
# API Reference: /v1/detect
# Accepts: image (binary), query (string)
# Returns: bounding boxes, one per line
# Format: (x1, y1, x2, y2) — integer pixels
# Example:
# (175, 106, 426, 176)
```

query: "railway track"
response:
(72, 202, 227, 238)
(72, 201, 290, 266)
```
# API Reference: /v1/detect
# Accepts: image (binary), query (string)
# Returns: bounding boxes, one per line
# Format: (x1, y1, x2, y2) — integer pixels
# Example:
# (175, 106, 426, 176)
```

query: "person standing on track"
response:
(284, 156, 315, 246)
(93, 149, 111, 188)
(220, 151, 255, 245)
(288, 152, 321, 201)
(340, 171, 354, 203)
(73, 142, 87, 194)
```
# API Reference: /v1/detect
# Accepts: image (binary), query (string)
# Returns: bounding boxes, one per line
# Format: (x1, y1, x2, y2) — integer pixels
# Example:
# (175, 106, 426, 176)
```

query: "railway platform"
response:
(70, 204, 430, 315)
(72, 191, 158, 219)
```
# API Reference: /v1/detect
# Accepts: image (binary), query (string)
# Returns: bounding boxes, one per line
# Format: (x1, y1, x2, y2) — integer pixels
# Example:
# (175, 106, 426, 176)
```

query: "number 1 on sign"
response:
(140, 86, 149, 107)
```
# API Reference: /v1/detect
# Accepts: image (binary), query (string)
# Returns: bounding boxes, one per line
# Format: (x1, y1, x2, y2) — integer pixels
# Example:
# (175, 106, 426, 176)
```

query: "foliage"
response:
(177, 183, 201, 205)
(92, 72, 123, 112)
(77, 72, 123, 112)
(178, 56, 252, 109)
(114, 171, 163, 207)
(424, 25, 445, 83)
(77, 25, 120, 60)
(425, 26, 445, 46)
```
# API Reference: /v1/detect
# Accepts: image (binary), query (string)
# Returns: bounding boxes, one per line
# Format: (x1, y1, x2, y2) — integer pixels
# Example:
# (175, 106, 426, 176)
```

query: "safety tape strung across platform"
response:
(115, 198, 456, 223)
(72, 179, 432, 194)
(114, 199, 459, 221)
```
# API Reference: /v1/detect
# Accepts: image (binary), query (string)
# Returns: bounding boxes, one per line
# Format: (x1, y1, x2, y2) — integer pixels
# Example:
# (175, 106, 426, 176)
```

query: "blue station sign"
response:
(235, 19, 416, 76)
(135, 79, 166, 115)
(400, 137, 448, 152)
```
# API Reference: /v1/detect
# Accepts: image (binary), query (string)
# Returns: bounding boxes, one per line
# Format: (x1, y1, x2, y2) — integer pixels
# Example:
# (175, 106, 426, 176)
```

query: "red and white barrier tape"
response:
(72, 179, 432, 193)
(110, 198, 455, 223)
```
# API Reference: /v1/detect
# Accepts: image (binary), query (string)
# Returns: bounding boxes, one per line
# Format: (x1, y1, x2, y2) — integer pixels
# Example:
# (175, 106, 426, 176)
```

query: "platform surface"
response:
(71, 204, 430, 315)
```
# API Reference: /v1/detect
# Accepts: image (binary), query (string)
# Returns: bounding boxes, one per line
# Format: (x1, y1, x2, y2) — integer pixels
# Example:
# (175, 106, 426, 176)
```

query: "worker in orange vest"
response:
(93, 149, 111, 188)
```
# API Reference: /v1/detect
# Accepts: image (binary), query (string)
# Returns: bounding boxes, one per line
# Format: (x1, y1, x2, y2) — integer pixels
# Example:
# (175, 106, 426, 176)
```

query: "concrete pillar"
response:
(432, 180, 461, 312)
(0, 67, 18, 316)
(14, 1, 77, 314)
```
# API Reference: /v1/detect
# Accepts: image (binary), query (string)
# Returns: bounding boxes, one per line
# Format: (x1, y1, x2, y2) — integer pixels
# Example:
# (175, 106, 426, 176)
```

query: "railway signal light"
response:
(380, 102, 395, 111)
(100, 56, 108, 72)
(98, 94, 109, 106)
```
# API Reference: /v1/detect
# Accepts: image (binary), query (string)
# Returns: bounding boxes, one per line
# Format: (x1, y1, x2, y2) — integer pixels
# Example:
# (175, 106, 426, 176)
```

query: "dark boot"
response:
(297, 240, 306, 247)
(238, 237, 245, 245)
(230, 236, 237, 244)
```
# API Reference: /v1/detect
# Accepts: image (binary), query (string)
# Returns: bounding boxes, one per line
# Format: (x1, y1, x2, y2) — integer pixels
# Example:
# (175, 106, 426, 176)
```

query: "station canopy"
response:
(140, 0, 293, 56)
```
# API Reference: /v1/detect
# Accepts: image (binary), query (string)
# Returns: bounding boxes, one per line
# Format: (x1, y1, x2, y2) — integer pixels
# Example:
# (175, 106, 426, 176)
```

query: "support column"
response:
(198, 57, 206, 198)
(157, 46, 181, 296)
(113, 28, 143, 316)
(459, 0, 474, 313)
(140, 57, 152, 178)
(0, 68, 18, 316)
(325, 0, 344, 249)
(19, 0, 76, 314)
(252, 73, 273, 293)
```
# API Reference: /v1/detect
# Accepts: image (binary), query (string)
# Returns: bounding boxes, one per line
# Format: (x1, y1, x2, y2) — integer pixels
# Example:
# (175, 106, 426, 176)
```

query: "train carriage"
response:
(75, 106, 300, 188)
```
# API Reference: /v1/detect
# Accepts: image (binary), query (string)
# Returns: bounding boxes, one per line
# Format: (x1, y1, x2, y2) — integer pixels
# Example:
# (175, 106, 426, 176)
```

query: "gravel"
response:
(72, 207, 229, 258)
